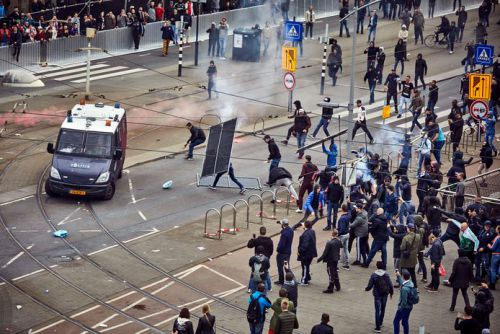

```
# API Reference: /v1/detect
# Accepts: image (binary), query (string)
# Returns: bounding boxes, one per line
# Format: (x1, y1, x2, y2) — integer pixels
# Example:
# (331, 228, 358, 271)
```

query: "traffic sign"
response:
(474, 44, 494, 66)
(283, 72, 296, 90)
(285, 21, 303, 42)
(469, 73, 492, 100)
(282, 46, 297, 72)
(469, 100, 489, 120)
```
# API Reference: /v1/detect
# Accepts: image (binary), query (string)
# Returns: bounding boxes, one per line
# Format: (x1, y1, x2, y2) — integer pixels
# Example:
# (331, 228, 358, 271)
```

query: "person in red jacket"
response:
(296, 155, 318, 213)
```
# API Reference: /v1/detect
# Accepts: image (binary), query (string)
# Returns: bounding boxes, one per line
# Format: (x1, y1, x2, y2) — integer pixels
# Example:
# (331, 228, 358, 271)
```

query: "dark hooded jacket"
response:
(369, 214, 389, 242)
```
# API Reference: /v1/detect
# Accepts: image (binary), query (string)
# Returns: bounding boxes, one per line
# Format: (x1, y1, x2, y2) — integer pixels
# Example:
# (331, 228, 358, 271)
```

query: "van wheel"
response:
(103, 183, 115, 200)
(45, 180, 58, 197)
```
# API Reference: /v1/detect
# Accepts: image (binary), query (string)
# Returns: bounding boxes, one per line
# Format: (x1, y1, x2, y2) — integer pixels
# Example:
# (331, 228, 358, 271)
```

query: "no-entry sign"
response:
(283, 72, 296, 91)
(469, 100, 489, 120)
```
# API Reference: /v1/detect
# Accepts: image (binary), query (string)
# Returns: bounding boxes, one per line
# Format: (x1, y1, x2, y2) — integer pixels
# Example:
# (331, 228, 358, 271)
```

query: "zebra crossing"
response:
(326, 98, 450, 138)
(34, 62, 146, 84)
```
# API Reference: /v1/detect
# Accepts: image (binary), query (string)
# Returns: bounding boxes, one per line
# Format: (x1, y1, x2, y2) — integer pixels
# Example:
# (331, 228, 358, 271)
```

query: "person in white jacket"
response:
(351, 99, 374, 144)
(304, 6, 315, 39)
(398, 25, 409, 61)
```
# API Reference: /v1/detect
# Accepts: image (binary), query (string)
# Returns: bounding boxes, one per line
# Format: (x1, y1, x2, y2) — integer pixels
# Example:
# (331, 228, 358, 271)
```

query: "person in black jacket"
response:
(365, 261, 394, 332)
(195, 304, 215, 334)
(450, 113, 464, 153)
(206, 22, 219, 57)
(312, 97, 334, 137)
(364, 41, 380, 69)
(425, 233, 445, 291)
(275, 219, 294, 285)
(385, 69, 400, 114)
(389, 222, 407, 272)
(9, 25, 22, 62)
(427, 80, 439, 111)
(339, 5, 350, 37)
(439, 208, 465, 246)
(184, 122, 206, 160)
(357, 0, 367, 34)
(311, 313, 334, 334)
(173, 307, 195, 334)
(455, 6, 467, 42)
(294, 109, 311, 159)
(325, 176, 344, 230)
(297, 221, 317, 285)
(478, 142, 494, 187)
(454, 305, 480, 334)
(363, 208, 389, 268)
(376, 46, 386, 84)
(414, 53, 427, 89)
(474, 221, 495, 282)
(317, 229, 343, 293)
(364, 65, 378, 104)
(248, 226, 274, 258)
(264, 134, 281, 175)
(449, 249, 473, 311)
(393, 38, 405, 75)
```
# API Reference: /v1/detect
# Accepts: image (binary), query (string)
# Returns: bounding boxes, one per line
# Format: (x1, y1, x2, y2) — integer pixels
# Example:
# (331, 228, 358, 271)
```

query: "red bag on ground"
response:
(439, 264, 446, 277)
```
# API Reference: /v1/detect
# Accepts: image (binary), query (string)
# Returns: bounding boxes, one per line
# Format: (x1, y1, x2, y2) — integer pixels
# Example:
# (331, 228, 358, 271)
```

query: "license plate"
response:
(69, 190, 86, 196)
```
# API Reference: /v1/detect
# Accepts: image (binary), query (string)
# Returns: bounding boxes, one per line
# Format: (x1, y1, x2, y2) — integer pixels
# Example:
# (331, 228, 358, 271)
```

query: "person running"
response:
(414, 54, 427, 89)
(397, 75, 414, 118)
(293, 184, 324, 229)
(317, 228, 342, 293)
(352, 100, 374, 144)
(322, 138, 338, 170)
(184, 122, 206, 160)
(393, 269, 419, 334)
(366, 260, 394, 333)
(312, 97, 334, 137)
(478, 142, 494, 187)
(294, 109, 311, 159)
(264, 135, 281, 175)
(209, 162, 246, 194)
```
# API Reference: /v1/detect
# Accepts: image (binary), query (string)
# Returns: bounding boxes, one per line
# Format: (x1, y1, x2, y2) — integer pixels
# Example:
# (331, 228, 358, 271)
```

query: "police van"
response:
(45, 101, 127, 200)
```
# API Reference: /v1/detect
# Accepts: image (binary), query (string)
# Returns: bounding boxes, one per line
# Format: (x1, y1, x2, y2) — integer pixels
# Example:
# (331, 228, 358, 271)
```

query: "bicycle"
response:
(424, 28, 449, 48)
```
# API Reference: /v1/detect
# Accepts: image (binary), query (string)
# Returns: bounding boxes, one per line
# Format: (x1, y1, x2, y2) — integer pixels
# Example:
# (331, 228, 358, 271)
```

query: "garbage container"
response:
(232, 27, 261, 62)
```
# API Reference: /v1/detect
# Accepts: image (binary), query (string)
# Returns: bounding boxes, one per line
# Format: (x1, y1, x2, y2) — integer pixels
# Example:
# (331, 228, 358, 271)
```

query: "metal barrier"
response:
(220, 203, 238, 234)
(204, 208, 222, 239)
(274, 186, 292, 216)
(247, 194, 264, 225)
(234, 198, 250, 229)
(199, 114, 222, 127)
(253, 118, 265, 135)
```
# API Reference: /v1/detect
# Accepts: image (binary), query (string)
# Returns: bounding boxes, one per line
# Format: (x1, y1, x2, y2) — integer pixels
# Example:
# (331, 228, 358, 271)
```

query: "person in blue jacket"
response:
(482, 112, 497, 156)
(293, 184, 324, 230)
(248, 283, 272, 334)
(275, 219, 294, 285)
(322, 138, 338, 169)
(383, 185, 398, 221)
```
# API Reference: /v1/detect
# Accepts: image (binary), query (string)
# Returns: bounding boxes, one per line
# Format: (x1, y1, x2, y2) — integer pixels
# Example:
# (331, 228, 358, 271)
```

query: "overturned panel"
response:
(201, 119, 237, 177)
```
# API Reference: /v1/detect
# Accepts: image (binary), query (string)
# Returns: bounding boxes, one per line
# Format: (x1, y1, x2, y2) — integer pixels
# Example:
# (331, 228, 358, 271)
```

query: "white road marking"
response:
(57, 207, 82, 226)
(57, 66, 128, 81)
(12, 264, 58, 281)
(128, 197, 146, 205)
(71, 68, 147, 83)
(199, 264, 245, 287)
(122, 227, 158, 243)
(128, 178, 136, 204)
(79, 230, 102, 233)
(38, 64, 109, 78)
(137, 210, 147, 221)
(0, 195, 35, 206)
(87, 244, 117, 256)
(2, 252, 25, 268)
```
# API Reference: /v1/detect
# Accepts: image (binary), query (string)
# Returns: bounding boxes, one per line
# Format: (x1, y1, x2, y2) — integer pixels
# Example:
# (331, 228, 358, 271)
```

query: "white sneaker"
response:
(239, 188, 246, 195)
(295, 209, 303, 213)
(209, 186, 216, 190)
(449, 50, 453, 54)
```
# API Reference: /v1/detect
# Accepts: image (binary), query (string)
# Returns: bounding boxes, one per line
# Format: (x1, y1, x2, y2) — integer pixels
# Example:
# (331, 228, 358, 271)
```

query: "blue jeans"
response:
(218, 37, 226, 57)
(249, 321, 265, 334)
(296, 132, 307, 157)
(490, 254, 499, 285)
(475, 252, 490, 280)
(276, 253, 290, 284)
(394, 59, 404, 74)
(427, 100, 436, 112)
(464, 59, 474, 73)
(312, 118, 331, 137)
(416, 153, 429, 176)
(393, 308, 411, 334)
(374, 295, 388, 329)
(364, 240, 387, 268)
(432, 140, 445, 164)
(398, 96, 411, 116)
(486, 132, 497, 153)
(357, 17, 364, 33)
(368, 81, 376, 104)
(399, 200, 412, 225)
(367, 26, 377, 42)
(340, 20, 350, 36)
(326, 201, 339, 229)
(188, 138, 205, 158)
(248, 275, 270, 294)
(269, 158, 280, 172)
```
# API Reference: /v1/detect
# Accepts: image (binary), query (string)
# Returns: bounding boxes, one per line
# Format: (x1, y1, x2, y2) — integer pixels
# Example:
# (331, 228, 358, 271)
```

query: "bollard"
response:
(320, 42, 327, 95)
(178, 15, 184, 77)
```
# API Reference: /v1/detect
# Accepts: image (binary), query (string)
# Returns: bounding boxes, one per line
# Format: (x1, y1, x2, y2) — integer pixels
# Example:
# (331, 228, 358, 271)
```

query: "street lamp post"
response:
(193, 0, 206, 66)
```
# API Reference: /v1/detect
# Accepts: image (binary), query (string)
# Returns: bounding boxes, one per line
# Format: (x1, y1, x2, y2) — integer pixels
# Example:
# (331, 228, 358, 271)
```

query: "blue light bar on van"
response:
(66, 110, 73, 123)
(114, 102, 120, 109)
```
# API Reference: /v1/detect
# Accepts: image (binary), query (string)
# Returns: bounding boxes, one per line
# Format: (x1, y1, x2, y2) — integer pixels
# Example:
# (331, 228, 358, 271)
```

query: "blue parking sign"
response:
(475, 44, 494, 66)
(285, 21, 303, 42)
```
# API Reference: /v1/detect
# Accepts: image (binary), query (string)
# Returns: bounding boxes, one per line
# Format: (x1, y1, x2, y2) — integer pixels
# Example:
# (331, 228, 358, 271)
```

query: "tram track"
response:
(34, 163, 241, 334)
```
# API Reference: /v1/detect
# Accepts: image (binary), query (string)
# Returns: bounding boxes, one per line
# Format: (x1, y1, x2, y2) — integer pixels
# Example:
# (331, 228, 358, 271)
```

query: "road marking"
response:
(79, 230, 102, 233)
(199, 264, 245, 288)
(2, 252, 24, 268)
(128, 197, 146, 205)
(396, 109, 449, 128)
(123, 227, 158, 243)
(38, 64, 110, 78)
(71, 68, 147, 83)
(128, 178, 137, 204)
(0, 195, 35, 207)
(12, 264, 58, 281)
(137, 210, 147, 221)
(87, 244, 117, 256)
(57, 207, 82, 226)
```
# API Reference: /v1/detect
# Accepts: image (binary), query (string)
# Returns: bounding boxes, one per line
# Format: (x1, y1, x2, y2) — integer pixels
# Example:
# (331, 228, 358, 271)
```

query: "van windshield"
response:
(57, 130, 113, 158)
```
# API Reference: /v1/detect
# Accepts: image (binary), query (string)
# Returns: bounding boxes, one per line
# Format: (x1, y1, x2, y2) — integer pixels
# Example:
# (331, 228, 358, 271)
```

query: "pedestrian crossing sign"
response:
(474, 44, 494, 66)
(285, 21, 303, 42)
(282, 46, 297, 72)
(469, 73, 492, 100)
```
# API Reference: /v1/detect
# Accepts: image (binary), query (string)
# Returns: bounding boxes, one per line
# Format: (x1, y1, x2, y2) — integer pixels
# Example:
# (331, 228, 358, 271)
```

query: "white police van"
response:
(46, 101, 127, 200)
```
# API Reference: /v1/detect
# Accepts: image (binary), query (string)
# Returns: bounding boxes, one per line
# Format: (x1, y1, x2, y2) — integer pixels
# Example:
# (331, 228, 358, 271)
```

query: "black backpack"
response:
(375, 275, 390, 296)
(247, 295, 263, 324)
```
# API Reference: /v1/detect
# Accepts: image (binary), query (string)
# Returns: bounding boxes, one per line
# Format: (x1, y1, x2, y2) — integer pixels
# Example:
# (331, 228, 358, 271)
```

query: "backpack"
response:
(375, 275, 390, 296)
(247, 295, 263, 324)
(252, 260, 263, 283)
(406, 285, 420, 306)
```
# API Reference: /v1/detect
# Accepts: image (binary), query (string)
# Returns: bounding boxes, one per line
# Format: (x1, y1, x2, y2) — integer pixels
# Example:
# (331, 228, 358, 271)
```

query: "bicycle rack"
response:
(220, 203, 238, 235)
(204, 208, 222, 239)
(199, 114, 222, 128)
(234, 199, 250, 230)
(274, 186, 292, 216)
(252, 118, 265, 136)
(260, 189, 277, 219)
(247, 194, 264, 225)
